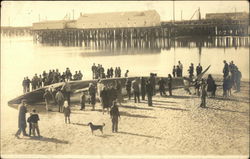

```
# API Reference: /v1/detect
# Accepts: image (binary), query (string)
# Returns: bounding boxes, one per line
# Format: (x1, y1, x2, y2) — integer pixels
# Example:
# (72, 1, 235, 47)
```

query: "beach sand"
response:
(1, 81, 249, 157)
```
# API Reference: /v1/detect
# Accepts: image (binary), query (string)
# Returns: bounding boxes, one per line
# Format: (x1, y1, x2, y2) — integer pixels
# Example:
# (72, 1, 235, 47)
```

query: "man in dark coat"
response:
(62, 81, 71, 106)
(146, 80, 153, 106)
(88, 83, 96, 110)
(132, 79, 140, 103)
(26, 77, 31, 92)
(188, 63, 194, 78)
(196, 63, 203, 76)
(158, 78, 166, 96)
(22, 77, 27, 94)
(110, 101, 120, 133)
(15, 99, 28, 138)
(149, 73, 156, 95)
(100, 86, 109, 114)
(168, 74, 173, 96)
(140, 77, 146, 100)
(55, 90, 65, 112)
(223, 60, 229, 78)
(200, 79, 207, 108)
(235, 67, 242, 92)
(125, 78, 132, 100)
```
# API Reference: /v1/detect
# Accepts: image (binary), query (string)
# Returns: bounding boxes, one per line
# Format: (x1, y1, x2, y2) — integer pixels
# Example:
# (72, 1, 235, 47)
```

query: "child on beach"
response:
(80, 91, 86, 110)
(63, 101, 71, 124)
(27, 113, 32, 136)
(29, 109, 41, 137)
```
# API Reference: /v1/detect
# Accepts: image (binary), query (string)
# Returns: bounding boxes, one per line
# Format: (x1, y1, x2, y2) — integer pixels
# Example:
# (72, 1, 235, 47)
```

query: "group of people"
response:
(172, 61, 203, 78)
(22, 68, 83, 94)
(91, 63, 128, 79)
(222, 60, 242, 97)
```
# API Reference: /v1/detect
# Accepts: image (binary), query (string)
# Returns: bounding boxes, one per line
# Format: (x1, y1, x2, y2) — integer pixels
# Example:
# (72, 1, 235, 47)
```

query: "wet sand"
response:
(1, 81, 249, 158)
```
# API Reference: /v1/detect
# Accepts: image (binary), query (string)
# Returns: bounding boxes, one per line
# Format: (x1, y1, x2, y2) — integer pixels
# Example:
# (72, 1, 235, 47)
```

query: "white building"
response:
(76, 10, 161, 29)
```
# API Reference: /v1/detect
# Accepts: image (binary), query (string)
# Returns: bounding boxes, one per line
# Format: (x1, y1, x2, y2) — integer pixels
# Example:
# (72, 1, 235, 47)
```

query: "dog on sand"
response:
(88, 122, 105, 134)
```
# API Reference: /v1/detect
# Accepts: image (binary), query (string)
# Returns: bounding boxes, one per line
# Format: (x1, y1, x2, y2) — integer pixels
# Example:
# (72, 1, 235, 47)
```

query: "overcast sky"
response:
(1, 1, 249, 26)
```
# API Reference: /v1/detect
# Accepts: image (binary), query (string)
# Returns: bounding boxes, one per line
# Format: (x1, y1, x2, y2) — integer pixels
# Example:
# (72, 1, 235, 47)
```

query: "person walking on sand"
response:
(146, 80, 153, 106)
(43, 89, 52, 111)
(88, 83, 97, 110)
(168, 74, 173, 96)
(55, 89, 65, 112)
(15, 99, 28, 138)
(132, 79, 140, 103)
(63, 101, 71, 124)
(158, 78, 166, 96)
(29, 109, 41, 137)
(125, 78, 132, 100)
(110, 101, 120, 133)
(80, 91, 86, 110)
(200, 79, 207, 108)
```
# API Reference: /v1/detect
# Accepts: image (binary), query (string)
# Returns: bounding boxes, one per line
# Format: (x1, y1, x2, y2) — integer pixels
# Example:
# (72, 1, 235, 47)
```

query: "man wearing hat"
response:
(15, 99, 28, 138)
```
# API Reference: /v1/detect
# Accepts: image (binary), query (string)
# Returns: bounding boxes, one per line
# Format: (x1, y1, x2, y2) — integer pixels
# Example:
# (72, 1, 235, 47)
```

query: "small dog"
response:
(88, 122, 105, 135)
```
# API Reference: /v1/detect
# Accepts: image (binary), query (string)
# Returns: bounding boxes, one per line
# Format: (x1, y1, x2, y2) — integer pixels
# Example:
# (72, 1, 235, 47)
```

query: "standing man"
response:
(124, 70, 129, 77)
(158, 78, 166, 96)
(235, 67, 242, 92)
(26, 77, 31, 92)
(55, 89, 65, 112)
(132, 79, 140, 103)
(178, 61, 183, 77)
(188, 63, 194, 78)
(78, 71, 83, 80)
(125, 78, 132, 100)
(88, 83, 96, 110)
(110, 101, 120, 133)
(223, 60, 229, 78)
(146, 80, 153, 106)
(200, 79, 207, 108)
(140, 77, 146, 100)
(15, 99, 28, 138)
(196, 63, 203, 76)
(172, 66, 176, 77)
(43, 89, 52, 111)
(168, 74, 173, 96)
(62, 81, 71, 106)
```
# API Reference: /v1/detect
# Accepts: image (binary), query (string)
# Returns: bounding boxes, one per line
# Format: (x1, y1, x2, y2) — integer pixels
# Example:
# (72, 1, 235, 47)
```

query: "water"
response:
(1, 36, 249, 103)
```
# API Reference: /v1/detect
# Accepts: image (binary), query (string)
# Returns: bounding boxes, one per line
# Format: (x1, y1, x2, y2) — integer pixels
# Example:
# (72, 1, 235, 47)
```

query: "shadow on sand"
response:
(95, 134, 114, 138)
(26, 136, 69, 144)
(205, 107, 248, 115)
(71, 123, 89, 126)
(118, 131, 161, 139)
(120, 111, 156, 119)
(154, 105, 189, 111)
(120, 105, 153, 111)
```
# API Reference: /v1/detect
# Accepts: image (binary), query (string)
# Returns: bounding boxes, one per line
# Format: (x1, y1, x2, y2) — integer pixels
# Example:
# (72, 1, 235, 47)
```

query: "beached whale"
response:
(7, 65, 210, 106)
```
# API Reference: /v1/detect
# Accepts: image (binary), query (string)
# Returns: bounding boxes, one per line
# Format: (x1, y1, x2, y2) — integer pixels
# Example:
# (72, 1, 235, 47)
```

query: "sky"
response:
(1, 1, 249, 26)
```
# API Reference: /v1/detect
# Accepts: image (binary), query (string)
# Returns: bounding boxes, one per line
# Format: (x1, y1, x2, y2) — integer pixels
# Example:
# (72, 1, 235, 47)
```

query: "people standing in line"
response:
(29, 109, 40, 137)
(62, 81, 71, 106)
(188, 63, 194, 78)
(55, 89, 65, 113)
(158, 78, 166, 96)
(80, 91, 86, 110)
(116, 81, 123, 106)
(125, 78, 132, 100)
(63, 100, 71, 124)
(15, 99, 28, 138)
(140, 77, 146, 100)
(200, 79, 207, 108)
(172, 66, 176, 77)
(223, 60, 229, 78)
(196, 63, 203, 76)
(125, 70, 129, 77)
(43, 89, 52, 111)
(110, 101, 120, 133)
(132, 79, 140, 103)
(178, 61, 183, 77)
(167, 74, 173, 96)
(146, 80, 153, 106)
(88, 83, 96, 111)
(22, 77, 27, 94)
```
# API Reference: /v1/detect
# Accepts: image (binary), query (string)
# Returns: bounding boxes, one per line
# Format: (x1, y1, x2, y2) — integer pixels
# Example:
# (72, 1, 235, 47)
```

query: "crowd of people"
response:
(91, 63, 128, 79)
(15, 59, 243, 138)
(22, 68, 83, 94)
(172, 61, 203, 78)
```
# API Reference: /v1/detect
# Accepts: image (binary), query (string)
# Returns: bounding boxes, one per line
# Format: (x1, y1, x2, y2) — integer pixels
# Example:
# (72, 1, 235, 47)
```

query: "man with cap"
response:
(15, 99, 28, 138)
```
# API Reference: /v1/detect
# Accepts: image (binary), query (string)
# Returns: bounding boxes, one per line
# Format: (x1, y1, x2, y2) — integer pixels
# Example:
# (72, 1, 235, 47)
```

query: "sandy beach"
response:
(1, 79, 249, 158)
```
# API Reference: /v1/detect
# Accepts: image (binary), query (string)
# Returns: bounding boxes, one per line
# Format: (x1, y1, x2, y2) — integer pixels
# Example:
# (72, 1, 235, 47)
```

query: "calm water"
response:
(1, 36, 249, 103)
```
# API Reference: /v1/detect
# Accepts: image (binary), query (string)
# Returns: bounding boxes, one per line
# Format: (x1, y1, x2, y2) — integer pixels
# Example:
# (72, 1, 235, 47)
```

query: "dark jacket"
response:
(18, 105, 27, 128)
(29, 114, 40, 123)
(110, 106, 120, 119)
